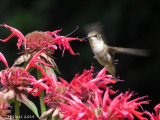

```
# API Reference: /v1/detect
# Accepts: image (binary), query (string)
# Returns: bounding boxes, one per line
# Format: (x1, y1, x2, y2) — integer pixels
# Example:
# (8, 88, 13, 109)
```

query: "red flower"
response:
(58, 66, 117, 99)
(145, 104, 160, 120)
(0, 52, 32, 99)
(35, 66, 116, 100)
(58, 92, 95, 120)
(46, 30, 80, 55)
(40, 66, 117, 119)
(22, 50, 51, 96)
(56, 88, 149, 120)
(0, 24, 81, 55)
(102, 89, 149, 120)
(0, 50, 49, 98)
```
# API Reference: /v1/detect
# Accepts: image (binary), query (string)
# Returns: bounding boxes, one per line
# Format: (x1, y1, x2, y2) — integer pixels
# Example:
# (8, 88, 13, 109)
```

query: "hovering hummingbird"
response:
(87, 31, 149, 81)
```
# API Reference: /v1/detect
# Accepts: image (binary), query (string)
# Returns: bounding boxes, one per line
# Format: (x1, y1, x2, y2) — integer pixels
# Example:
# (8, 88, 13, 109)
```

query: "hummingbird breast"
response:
(96, 50, 111, 66)
(92, 40, 104, 52)
(91, 44, 111, 67)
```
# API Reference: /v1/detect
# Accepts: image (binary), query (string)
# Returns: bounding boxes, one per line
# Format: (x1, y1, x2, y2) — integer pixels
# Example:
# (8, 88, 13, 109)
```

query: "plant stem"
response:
(37, 68, 47, 120)
(40, 90, 46, 120)
(14, 97, 20, 120)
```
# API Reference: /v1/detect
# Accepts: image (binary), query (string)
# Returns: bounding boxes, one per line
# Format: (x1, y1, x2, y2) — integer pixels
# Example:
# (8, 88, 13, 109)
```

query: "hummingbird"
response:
(87, 31, 149, 81)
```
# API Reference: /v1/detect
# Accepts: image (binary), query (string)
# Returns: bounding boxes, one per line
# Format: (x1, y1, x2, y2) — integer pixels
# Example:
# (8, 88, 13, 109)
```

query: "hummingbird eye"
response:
(93, 34, 98, 37)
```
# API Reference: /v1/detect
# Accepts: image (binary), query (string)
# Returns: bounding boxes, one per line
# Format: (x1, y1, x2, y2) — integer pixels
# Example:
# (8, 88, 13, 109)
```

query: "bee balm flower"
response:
(0, 24, 81, 55)
(0, 52, 35, 100)
(57, 89, 149, 120)
(40, 66, 117, 119)
(0, 50, 49, 99)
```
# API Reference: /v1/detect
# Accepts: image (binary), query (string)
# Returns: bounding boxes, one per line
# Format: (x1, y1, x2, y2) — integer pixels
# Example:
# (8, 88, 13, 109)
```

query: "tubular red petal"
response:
(46, 68, 58, 87)
(0, 24, 25, 48)
(58, 77, 69, 86)
(0, 52, 9, 68)
(25, 49, 45, 72)
(96, 67, 107, 78)
(0, 33, 15, 42)
(45, 30, 62, 37)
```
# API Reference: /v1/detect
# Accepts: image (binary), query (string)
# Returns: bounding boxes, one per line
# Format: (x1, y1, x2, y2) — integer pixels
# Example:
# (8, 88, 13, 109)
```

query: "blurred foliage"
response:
(0, 0, 160, 115)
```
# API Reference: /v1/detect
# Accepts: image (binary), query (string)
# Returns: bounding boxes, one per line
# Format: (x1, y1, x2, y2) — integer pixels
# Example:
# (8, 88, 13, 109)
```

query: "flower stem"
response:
(37, 68, 47, 120)
(40, 90, 47, 120)
(14, 97, 20, 120)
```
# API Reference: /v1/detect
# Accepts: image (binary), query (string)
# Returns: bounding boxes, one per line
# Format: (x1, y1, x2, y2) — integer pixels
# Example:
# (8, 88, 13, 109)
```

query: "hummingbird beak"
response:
(80, 36, 90, 41)
(81, 34, 98, 41)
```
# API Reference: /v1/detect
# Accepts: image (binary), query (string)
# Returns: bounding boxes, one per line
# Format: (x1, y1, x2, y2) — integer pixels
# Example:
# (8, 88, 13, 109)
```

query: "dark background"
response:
(0, 0, 159, 119)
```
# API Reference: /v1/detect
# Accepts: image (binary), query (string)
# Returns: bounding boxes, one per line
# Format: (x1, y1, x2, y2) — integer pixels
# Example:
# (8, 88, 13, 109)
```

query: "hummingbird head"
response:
(87, 31, 102, 42)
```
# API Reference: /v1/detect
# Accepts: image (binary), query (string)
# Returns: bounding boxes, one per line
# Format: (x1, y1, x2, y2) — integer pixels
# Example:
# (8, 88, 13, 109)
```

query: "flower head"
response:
(101, 89, 149, 120)
(0, 67, 33, 99)
(45, 66, 116, 105)
(59, 66, 117, 98)
(0, 50, 50, 99)
(0, 52, 32, 99)
(56, 88, 149, 120)
(37, 65, 150, 119)
(25, 31, 57, 55)
(0, 24, 81, 55)
(40, 66, 117, 119)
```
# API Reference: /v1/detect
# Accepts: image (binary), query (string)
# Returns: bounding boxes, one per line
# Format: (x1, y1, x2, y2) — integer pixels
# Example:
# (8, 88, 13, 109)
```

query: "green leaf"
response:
(44, 65, 57, 78)
(37, 67, 42, 79)
(17, 94, 40, 119)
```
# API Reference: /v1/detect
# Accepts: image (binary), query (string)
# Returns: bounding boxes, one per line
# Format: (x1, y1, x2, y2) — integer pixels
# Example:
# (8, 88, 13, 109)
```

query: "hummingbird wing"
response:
(108, 46, 150, 57)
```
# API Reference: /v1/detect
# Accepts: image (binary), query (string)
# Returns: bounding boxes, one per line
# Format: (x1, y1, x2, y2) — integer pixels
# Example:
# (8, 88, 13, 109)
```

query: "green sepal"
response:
(13, 54, 32, 66)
